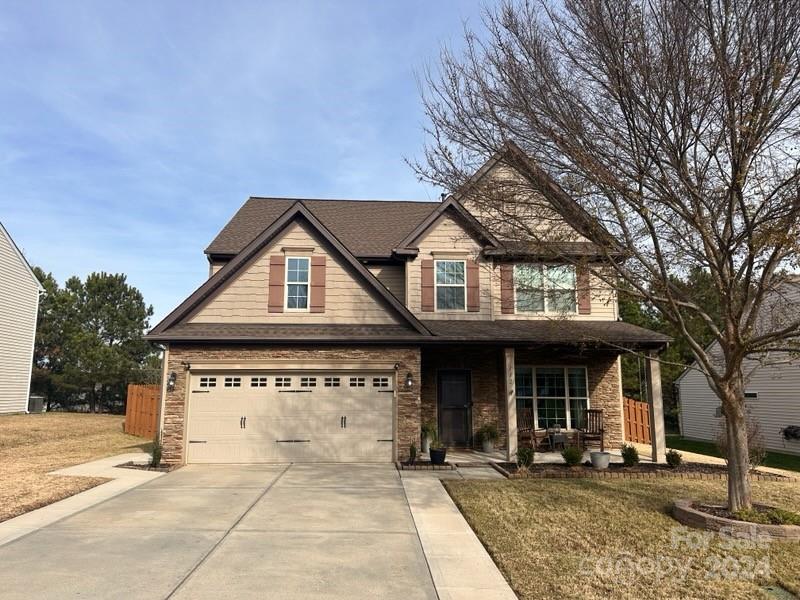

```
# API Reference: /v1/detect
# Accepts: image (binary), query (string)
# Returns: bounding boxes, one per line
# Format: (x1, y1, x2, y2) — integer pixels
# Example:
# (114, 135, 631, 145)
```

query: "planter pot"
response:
(590, 451, 611, 470)
(430, 447, 447, 465)
(421, 436, 431, 454)
(481, 439, 494, 454)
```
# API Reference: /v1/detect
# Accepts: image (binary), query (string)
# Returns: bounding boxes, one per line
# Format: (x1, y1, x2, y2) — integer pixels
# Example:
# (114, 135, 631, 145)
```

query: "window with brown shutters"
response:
(421, 259, 434, 312)
(268, 255, 285, 313)
(310, 255, 326, 313)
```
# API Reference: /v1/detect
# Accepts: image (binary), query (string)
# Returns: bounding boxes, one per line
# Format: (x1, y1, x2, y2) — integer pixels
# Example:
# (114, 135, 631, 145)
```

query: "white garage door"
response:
(185, 371, 395, 463)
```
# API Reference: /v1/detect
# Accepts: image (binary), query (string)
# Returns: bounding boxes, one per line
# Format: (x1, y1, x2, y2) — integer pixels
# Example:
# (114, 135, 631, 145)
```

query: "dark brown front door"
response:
(438, 370, 471, 446)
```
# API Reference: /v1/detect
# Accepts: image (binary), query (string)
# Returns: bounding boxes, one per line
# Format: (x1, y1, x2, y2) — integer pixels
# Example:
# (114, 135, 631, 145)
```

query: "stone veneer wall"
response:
(161, 344, 421, 464)
(420, 346, 624, 452)
(421, 346, 506, 449)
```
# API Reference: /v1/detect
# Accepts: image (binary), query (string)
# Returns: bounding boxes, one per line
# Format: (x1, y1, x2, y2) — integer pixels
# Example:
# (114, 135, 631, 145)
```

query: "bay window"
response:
(514, 264, 577, 313)
(515, 366, 589, 429)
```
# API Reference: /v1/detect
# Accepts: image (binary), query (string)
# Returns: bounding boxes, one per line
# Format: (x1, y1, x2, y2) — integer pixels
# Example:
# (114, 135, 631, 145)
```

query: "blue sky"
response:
(0, 1, 485, 324)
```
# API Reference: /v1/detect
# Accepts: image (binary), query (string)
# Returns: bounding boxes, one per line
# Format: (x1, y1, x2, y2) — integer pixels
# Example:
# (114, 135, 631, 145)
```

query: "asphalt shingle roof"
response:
(205, 198, 440, 258)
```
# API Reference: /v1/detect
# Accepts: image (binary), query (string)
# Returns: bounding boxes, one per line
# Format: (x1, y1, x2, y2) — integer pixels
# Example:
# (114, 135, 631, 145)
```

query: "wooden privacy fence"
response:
(623, 397, 651, 444)
(124, 384, 160, 438)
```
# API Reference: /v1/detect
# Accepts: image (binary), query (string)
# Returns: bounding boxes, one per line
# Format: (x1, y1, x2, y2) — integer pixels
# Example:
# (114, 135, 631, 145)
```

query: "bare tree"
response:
(415, 0, 800, 510)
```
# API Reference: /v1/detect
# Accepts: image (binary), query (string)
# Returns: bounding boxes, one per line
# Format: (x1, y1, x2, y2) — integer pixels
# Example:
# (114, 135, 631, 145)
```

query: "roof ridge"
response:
(247, 196, 439, 205)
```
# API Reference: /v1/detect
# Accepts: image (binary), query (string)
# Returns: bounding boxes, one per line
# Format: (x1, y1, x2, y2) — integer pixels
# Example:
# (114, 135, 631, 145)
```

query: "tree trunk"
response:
(89, 387, 97, 414)
(724, 395, 752, 512)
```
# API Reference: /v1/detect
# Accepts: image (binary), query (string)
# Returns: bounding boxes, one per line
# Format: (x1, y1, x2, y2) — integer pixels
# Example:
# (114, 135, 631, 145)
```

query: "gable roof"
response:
(450, 141, 622, 252)
(394, 196, 501, 252)
(0, 222, 44, 292)
(149, 202, 432, 338)
(206, 197, 440, 259)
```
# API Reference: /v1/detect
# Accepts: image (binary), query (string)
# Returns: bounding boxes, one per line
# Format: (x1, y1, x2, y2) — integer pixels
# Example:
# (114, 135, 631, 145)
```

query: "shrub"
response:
(476, 423, 500, 444)
(734, 507, 800, 526)
(621, 443, 639, 467)
(421, 422, 437, 441)
(666, 449, 682, 468)
(715, 418, 766, 469)
(516, 446, 534, 469)
(561, 445, 583, 467)
(409, 443, 417, 464)
(150, 434, 163, 468)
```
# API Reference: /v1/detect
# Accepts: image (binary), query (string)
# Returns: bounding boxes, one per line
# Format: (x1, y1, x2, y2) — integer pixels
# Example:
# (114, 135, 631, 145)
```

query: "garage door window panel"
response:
(224, 377, 241, 388)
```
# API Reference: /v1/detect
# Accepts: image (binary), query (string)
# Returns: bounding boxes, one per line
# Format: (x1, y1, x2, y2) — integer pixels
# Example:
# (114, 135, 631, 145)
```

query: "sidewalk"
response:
(0, 452, 165, 547)
(402, 475, 517, 600)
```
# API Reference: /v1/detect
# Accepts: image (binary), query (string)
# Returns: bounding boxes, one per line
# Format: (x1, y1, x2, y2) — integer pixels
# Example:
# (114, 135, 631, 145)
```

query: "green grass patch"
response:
(667, 435, 800, 473)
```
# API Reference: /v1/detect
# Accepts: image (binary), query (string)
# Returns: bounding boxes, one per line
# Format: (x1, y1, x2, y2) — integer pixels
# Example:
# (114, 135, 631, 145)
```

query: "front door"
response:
(438, 370, 471, 446)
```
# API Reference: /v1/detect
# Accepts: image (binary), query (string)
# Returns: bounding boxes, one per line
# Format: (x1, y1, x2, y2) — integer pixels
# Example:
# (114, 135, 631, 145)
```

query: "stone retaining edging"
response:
(491, 463, 794, 482)
(672, 499, 800, 540)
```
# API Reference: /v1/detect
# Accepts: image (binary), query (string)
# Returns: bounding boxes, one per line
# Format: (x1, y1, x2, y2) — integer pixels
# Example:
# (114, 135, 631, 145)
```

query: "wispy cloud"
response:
(0, 0, 483, 322)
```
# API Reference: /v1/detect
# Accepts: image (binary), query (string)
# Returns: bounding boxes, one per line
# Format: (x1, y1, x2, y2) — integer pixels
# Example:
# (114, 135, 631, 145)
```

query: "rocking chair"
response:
(578, 409, 605, 452)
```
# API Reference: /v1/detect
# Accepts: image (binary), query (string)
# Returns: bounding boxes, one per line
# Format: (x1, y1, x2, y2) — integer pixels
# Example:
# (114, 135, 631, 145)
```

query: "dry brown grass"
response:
(0, 413, 151, 522)
(444, 478, 800, 600)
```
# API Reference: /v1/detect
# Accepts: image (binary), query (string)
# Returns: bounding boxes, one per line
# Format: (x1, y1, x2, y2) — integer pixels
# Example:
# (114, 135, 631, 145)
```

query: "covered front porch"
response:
(418, 342, 667, 463)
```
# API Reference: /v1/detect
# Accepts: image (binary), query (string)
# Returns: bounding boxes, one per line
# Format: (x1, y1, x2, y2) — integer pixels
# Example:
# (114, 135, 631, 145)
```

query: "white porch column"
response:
(645, 350, 667, 462)
(504, 348, 517, 461)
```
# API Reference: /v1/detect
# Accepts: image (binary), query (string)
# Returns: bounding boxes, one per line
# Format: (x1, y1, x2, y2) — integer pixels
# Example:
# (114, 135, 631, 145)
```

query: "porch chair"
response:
(517, 408, 550, 451)
(577, 409, 605, 452)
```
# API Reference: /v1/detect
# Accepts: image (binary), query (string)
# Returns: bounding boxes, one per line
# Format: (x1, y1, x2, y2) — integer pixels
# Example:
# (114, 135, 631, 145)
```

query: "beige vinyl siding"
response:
(367, 264, 405, 303)
(189, 222, 401, 325)
(679, 342, 800, 455)
(406, 214, 492, 320)
(0, 226, 40, 414)
(461, 165, 591, 243)
(491, 268, 618, 321)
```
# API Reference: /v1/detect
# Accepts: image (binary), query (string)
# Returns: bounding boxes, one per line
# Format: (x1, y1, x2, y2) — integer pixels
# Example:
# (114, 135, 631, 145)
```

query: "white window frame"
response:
(434, 259, 467, 312)
(514, 365, 590, 430)
(285, 256, 311, 312)
(513, 264, 577, 315)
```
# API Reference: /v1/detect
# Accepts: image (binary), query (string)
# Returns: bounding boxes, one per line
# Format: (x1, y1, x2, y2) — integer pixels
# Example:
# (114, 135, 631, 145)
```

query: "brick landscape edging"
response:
(491, 463, 794, 482)
(395, 461, 456, 471)
(673, 499, 800, 540)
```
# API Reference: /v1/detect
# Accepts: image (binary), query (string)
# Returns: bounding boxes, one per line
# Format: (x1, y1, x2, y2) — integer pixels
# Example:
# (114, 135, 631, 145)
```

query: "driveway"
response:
(0, 464, 437, 600)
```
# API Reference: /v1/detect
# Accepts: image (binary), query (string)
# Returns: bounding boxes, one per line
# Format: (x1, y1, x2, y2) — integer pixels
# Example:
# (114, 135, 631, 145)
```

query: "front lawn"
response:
(445, 478, 800, 600)
(667, 434, 800, 473)
(0, 413, 151, 522)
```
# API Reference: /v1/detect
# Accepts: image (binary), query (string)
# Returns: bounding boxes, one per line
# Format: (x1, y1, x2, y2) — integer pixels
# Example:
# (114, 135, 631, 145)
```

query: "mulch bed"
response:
(115, 461, 177, 473)
(395, 460, 456, 471)
(494, 461, 793, 481)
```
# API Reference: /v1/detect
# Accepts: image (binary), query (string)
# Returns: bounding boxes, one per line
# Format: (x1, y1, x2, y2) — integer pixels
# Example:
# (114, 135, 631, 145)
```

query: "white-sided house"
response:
(0, 222, 43, 414)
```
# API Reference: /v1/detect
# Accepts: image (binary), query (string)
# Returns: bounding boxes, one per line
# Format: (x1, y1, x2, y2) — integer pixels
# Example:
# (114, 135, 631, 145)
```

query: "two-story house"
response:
(147, 147, 669, 465)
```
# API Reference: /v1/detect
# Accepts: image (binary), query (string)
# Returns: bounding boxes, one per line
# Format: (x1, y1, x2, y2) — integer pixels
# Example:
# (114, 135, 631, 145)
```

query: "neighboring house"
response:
(147, 147, 669, 465)
(0, 222, 43, 414)
(678, 283, 800, 456)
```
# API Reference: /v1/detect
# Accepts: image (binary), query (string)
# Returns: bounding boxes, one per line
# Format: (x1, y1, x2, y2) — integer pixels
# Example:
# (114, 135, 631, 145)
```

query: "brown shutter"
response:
(577, 266, 591, 315)
(421, 259, 434, 312)
(466, 260, 480, 312)
(268, 255, 285, 313)
(500, 264, 515, 314)
(310, 255, 326, 313)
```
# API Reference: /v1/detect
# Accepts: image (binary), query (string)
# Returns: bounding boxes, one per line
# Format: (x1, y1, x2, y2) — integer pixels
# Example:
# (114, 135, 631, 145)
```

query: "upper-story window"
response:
(435, 260, 466, 311)
(514, 264, 576, 314)
(286, 257, 310, 310)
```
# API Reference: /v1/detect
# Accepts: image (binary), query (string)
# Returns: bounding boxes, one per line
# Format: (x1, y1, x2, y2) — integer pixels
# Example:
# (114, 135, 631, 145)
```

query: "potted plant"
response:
(429, 436, 447, 465)
(476, 423, 500, 453)
(421, 422, 437, 454)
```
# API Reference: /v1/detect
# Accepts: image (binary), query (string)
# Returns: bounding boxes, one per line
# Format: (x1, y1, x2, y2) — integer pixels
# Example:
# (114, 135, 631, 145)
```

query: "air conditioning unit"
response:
(28, 395, 44, 413)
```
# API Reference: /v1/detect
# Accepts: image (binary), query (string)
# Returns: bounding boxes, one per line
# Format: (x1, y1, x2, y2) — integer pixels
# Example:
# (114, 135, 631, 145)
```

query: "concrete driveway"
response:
(0, 464, 437, 600)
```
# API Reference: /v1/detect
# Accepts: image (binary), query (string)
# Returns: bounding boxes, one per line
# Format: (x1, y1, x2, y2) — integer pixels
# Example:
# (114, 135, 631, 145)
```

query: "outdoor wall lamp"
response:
(167, 371, 177, 392)
(404, 372, 414, 390)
